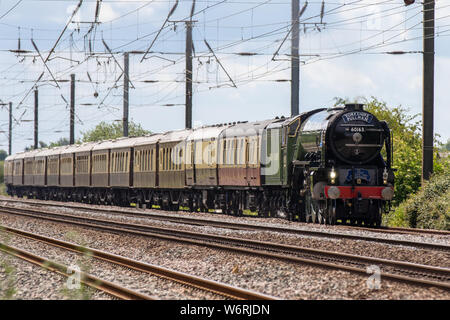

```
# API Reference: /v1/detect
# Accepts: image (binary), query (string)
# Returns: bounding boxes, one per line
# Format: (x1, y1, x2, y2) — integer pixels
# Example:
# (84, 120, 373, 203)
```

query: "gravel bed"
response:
(0, 231, 223, 300)
(0, 251, 111, 300)
(3, 197, 448, 244)
(5, 200, 448, 269)
(0, 213, 448, 300)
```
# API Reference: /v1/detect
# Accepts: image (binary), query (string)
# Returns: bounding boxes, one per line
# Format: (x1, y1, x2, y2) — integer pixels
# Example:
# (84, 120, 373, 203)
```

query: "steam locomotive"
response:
(4, 103, 394, 226)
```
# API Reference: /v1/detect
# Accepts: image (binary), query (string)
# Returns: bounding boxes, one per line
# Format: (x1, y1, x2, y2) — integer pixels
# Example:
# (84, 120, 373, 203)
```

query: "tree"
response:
(443, 139, 450, 151)
(80, 121, 151, 143)
(0, 150, 7, 160)
(334, 96, 450, 205)
(49, 137, 70, 148)
(24, 141, 47, 151)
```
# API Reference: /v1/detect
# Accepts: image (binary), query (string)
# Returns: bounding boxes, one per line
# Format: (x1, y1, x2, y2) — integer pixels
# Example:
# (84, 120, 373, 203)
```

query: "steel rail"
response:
(1, 198, 449, 246)
(0, 242, 155, 300)
(0, 206, 449, 291)
(0, 225, 276, 300)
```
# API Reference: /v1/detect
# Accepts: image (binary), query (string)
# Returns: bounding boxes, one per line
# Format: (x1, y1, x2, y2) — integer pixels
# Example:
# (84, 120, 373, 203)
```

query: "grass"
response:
(0, 228, 16, 300)
(0, 183, 6, 196)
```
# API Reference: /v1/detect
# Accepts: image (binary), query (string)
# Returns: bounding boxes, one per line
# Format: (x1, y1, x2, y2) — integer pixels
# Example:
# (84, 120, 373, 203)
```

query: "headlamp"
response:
(330, 167, 337, 184)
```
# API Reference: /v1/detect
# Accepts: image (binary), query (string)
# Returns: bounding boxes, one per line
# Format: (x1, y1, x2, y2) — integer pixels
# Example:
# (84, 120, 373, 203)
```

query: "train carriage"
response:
(59, 145, 77, 187)
(186, 125, 228, 187)
(158, 129, 191, 189)
(23, 149, 40, 186)
(12, 153, 25, 190)
(108, 137, 152, 188)
(218, 120, 274, 187)
(46, 147, 62, 187)
(33, 148, 50, 187)
(4, 154, 15, 185)
(74, 142, 98, 187)
(91, 141, 110, 187)
(133, 134, 164, 189)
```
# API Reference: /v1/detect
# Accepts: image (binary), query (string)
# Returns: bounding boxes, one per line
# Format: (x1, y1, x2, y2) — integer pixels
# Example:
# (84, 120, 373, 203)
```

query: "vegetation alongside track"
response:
(385, 171, 450, 230)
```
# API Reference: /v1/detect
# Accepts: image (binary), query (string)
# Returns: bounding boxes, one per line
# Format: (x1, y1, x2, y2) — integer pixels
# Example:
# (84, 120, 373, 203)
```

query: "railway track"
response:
(0, 204, 449, 291)
(0, 225, 274, 300)
(0, 241, 154, 300)
(1, 197, 449, 247)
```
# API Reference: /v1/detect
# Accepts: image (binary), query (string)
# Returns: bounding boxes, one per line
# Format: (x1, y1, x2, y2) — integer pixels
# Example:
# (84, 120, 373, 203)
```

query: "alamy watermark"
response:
(366, 265, 381, 290)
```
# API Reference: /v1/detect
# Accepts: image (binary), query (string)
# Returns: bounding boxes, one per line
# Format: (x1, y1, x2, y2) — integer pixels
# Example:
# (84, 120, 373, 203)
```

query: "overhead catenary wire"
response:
(0, 0, 449, 150)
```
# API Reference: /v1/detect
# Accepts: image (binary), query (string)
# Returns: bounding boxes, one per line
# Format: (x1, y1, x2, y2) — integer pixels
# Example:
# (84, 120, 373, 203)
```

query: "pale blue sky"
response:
(0, 0, 448, 153)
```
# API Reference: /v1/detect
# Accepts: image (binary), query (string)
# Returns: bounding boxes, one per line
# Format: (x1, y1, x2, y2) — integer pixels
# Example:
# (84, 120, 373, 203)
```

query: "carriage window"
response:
(236, 140, 240, 165)
(143, 150, 146, 171)
(144, 150, 147, 171)
(167, 148, 169, 170)
(190, 142, 194, 167)
(222, 140, 226, 165)
(230, 139, 234, 165)
(228, 140, 231, 165)
(210, 142, 215, 166)
(111, 153, 114, 172)
(163, 148, 166, 171)
(173, 147, 177, 170)
(230, 140, 234, 165)
(237, 139, 243, 165)
(167, 148, 170, 170)
(142, 150, 145, 171)
(176, 148, 178, 170)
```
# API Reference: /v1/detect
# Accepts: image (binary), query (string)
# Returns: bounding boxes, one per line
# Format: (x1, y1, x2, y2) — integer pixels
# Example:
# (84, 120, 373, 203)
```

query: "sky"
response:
(0, 0, 448, 154)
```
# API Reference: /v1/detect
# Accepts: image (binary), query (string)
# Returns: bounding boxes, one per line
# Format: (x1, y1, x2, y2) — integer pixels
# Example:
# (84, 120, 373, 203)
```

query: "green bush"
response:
(386, 171, 450, 230)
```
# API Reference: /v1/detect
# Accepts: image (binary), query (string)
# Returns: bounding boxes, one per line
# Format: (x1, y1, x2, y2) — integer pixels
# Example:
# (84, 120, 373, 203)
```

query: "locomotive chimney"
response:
(344, 103, 364, 111)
